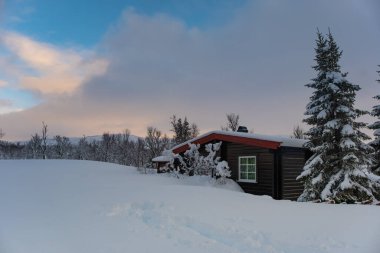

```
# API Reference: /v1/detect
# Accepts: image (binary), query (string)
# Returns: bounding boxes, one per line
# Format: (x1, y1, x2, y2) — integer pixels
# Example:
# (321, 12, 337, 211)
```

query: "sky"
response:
(0, 0, 379, 141)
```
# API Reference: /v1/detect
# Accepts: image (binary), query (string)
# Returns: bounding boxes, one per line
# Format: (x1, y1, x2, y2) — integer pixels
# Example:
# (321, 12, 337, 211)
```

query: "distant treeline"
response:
(0, 115, 200, 168)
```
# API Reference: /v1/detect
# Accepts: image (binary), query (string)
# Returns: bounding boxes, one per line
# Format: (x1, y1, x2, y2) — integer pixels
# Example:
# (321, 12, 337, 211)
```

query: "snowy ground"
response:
(0, 160, 379, 253)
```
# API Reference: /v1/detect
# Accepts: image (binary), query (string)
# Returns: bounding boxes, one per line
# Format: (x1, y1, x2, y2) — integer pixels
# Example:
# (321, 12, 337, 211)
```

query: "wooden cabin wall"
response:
(280, 147, 306, 200)
(222, 142, 275, 198)
(177, 140, 309, 200)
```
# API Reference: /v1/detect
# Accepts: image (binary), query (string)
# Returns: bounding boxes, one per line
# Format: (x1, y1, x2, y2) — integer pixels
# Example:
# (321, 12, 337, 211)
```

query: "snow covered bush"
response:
(215, 161, 231, 184)
(168, 141, 231, 183)
(298, 31, 380, 204)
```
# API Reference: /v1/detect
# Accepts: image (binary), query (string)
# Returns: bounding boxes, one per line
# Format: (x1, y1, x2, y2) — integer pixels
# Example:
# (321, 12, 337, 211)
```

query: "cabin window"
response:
(238, 156, 257, 183)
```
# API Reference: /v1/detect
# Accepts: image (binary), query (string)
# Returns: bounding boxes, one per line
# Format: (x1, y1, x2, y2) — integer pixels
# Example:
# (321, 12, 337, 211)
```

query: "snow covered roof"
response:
(172, 130, 308, 153)
(152, 155, 172, 162)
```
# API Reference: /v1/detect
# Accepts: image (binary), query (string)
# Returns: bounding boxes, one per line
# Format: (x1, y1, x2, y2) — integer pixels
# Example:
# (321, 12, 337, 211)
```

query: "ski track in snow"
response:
(105, 201, 354, 253)
(106, 201, 278, 253)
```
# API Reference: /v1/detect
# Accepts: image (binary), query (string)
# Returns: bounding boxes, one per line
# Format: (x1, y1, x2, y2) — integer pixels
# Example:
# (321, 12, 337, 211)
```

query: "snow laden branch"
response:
(167, 141, 231, 184)
(368, 66, 380, 175)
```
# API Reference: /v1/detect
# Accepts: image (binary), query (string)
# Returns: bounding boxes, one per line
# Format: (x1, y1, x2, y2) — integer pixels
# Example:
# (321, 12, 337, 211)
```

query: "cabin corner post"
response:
(273, 148, 282, 200)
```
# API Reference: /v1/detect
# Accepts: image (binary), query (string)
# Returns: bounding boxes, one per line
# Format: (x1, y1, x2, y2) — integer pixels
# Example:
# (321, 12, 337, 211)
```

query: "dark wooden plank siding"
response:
(281, 147, 306, 200)
(223, 142, 275, 197)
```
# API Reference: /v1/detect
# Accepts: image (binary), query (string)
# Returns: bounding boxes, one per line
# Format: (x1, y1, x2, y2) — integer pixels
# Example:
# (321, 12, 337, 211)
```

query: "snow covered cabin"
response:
(169, 129, 310, 200)
(152, 155, 172, 173)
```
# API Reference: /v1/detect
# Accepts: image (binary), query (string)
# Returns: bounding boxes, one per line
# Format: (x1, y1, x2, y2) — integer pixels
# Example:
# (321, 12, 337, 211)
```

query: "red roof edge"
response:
(172, 133, 281, 154)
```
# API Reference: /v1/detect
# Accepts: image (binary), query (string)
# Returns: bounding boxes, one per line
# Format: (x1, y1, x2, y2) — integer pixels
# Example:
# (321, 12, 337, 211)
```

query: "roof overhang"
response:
(152, 155, 171, 162)
(172, 132, 281, 154)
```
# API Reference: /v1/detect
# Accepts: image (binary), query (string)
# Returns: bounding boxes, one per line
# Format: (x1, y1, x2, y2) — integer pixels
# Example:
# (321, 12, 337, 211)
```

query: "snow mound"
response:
(0, 160, 379, 253)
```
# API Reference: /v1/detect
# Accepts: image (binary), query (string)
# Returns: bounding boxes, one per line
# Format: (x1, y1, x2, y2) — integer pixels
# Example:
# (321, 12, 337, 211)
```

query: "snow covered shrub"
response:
(215, 161, 231, 184)
(168, 141, 231, 182)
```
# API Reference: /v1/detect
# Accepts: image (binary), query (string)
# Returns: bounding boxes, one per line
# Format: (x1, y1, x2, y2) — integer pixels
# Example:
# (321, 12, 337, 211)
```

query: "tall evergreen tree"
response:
(297, 31, 380, 203)
(368, 66, 380, 174)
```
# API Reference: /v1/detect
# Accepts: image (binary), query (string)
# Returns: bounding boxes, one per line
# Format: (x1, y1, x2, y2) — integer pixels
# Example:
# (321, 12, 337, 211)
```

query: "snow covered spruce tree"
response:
(368, 66, 380, 175)
(297, 31, 380, 203)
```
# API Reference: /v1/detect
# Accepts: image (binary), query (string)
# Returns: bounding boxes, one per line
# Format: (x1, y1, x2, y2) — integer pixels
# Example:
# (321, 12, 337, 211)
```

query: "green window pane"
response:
(240, 158, 247, 164)
(240, 164, 247, 172)
(248, 173, 256, 180)
(247, 165, 255, 173)
(247, 157, 255, 164)
(240, 172, 247, 180)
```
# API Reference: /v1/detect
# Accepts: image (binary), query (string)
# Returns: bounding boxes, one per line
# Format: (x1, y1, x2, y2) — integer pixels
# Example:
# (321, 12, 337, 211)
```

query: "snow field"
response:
(0, 160, 379, 253)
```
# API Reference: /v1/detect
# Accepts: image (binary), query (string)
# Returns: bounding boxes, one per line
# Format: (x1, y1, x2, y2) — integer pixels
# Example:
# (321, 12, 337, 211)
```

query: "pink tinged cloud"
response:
(0, 99, 22, 115)
(1, 32, 109, 95)
(0, 80, 7, 87)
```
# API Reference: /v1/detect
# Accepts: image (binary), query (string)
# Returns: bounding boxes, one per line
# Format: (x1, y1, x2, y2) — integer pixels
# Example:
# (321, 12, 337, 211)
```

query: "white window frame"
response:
(238, 156, 257, 183)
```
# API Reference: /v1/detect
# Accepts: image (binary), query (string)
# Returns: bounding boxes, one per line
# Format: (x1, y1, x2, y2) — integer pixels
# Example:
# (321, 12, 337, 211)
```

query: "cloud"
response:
(0, 98, 22, 115)
(0, 31, 108, 95)
(1, 1, 380, 141)
(0, 80, 7, 87)
(0, 99, 12, 107)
